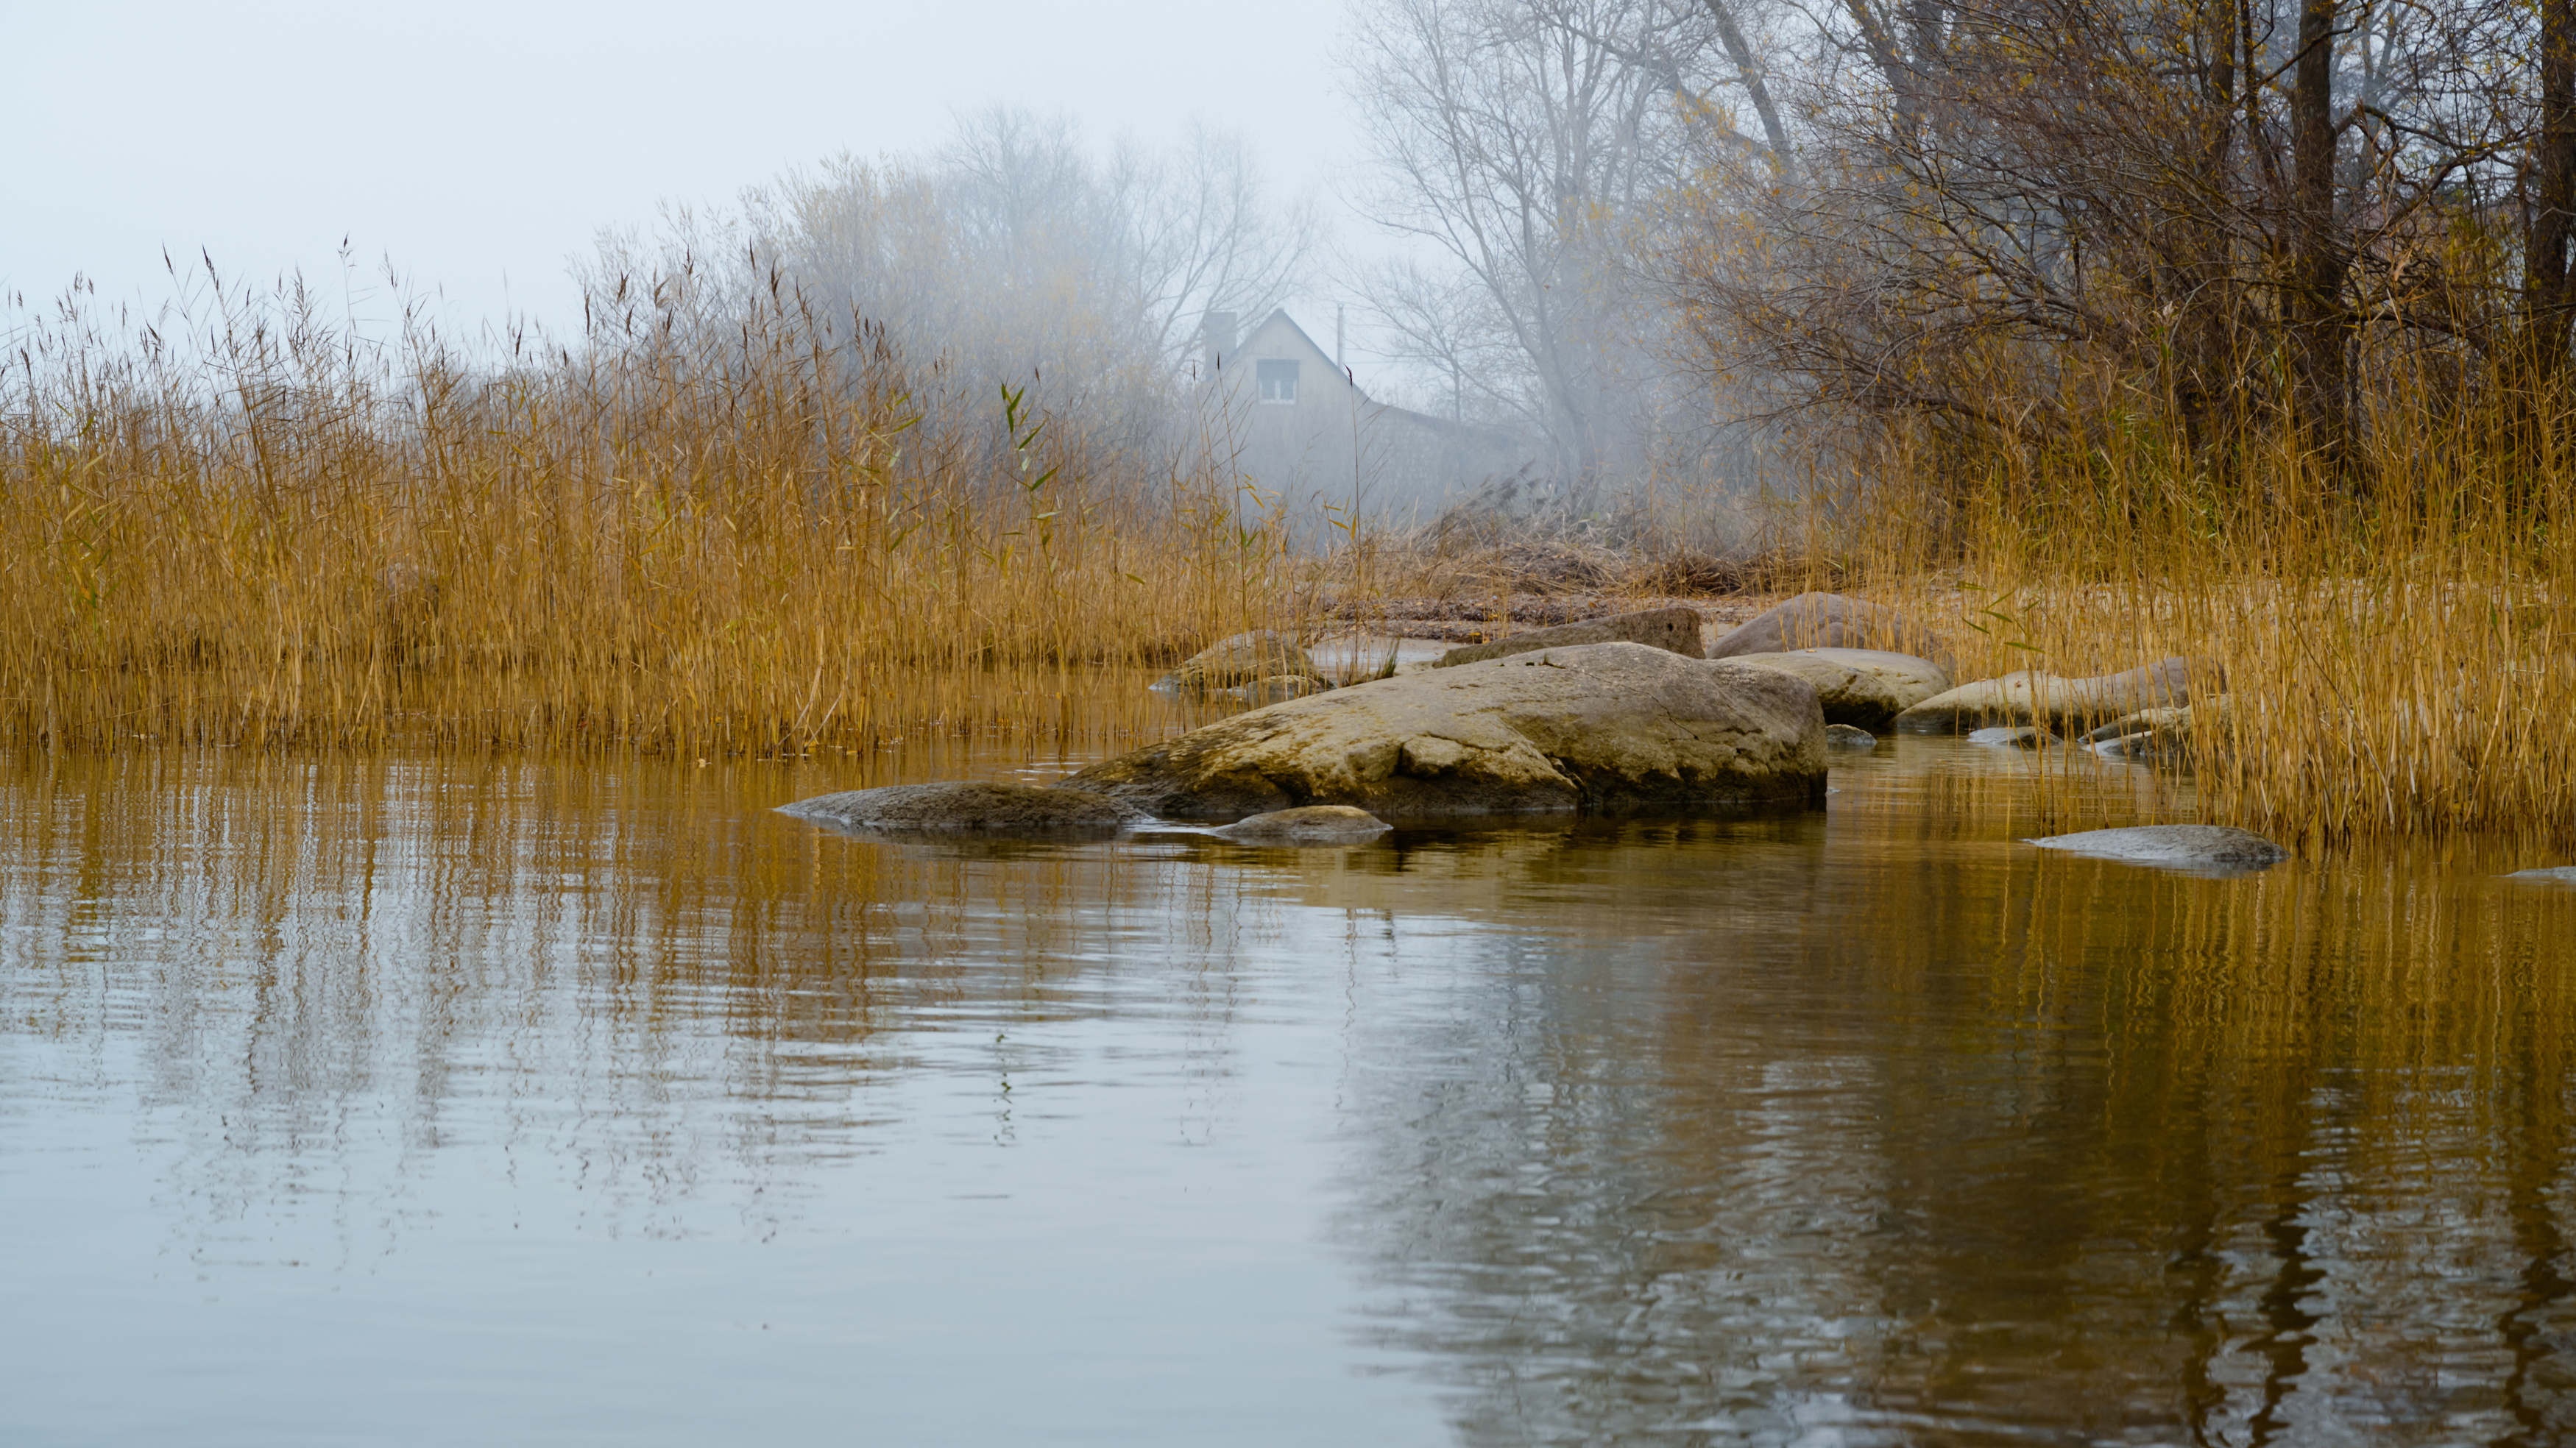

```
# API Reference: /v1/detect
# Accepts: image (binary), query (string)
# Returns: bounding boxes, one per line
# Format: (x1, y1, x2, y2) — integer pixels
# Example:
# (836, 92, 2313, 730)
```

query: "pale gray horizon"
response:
(7, 1, 1377, 360)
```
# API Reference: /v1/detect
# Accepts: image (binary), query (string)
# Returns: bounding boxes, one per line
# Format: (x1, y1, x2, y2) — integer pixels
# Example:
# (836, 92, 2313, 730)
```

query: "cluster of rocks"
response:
(775, 593, 2297, 871)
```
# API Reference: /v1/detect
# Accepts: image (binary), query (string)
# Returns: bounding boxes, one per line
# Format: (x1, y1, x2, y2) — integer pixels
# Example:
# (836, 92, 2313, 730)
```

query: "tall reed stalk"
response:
(1830, 363, 2576, 848)
(1, 272, 1310, 755)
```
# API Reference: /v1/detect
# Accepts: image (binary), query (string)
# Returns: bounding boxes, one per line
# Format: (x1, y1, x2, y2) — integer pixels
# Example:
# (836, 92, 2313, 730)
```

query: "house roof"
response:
(1217, 306, 1529, 450)
(1228, 308, 1357, 394)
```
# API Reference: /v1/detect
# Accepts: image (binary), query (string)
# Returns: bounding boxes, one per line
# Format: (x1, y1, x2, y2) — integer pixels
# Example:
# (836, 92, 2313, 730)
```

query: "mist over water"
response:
(8, 738, 2575, 1444)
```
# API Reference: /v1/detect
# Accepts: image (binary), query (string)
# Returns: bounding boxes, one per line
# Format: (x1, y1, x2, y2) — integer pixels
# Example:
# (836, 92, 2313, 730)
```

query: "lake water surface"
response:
(7, 733, 2576, 1445)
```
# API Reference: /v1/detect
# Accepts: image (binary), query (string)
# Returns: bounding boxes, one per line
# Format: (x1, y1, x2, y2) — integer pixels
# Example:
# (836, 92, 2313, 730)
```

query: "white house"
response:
(1197, 308, 1539, 542)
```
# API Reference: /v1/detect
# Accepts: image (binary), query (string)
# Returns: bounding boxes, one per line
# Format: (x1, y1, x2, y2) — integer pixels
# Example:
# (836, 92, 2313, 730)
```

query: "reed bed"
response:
(0, 277, 1312, 755)
(1832, 384, 2576, 851)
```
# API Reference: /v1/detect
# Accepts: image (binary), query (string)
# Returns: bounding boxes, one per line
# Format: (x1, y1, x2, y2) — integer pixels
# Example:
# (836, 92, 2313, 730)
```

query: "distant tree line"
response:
(581, 108, 1318, 479)
(1342, 0, 2575, 499)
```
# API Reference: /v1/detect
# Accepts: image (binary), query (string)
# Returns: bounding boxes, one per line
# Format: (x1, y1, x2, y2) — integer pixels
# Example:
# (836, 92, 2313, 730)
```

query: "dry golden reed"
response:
(1827, 374, 2576, 850)
(1, 277, 1312, 755)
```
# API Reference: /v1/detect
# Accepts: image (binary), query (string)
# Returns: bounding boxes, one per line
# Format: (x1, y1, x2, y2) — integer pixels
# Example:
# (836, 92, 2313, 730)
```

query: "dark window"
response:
(1257, 358, 1298, 404)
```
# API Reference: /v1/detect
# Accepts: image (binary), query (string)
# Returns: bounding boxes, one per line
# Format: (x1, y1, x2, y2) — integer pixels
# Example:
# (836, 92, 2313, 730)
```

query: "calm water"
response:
(6, 734, 2576, 1445)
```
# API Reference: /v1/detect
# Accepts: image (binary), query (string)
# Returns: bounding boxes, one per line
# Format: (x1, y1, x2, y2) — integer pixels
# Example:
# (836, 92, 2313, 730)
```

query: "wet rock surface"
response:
(779, 781, 1148, 834)
(2025, 824, 2290, 870)
(1824, 723, 1879, 750)
(1725, 648, 1952, 730)
(1434, 606, 1706, 667)
(1212, 805, 1393, 843)
(1897, 658, 2201, 734)
(1058, 642, 1827, 822)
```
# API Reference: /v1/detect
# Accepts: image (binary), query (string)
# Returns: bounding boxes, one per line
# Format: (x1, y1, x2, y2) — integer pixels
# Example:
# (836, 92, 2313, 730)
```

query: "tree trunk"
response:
(2288, 0, 2349, 467)
(1702, 0, 1794, 180)
(2530, 0, 2576, 378)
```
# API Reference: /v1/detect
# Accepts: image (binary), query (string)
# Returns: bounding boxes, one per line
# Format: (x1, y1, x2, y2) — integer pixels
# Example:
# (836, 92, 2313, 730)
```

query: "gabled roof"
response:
(1226, 308, 1368, 401)
(1217, 307, 1532, 451)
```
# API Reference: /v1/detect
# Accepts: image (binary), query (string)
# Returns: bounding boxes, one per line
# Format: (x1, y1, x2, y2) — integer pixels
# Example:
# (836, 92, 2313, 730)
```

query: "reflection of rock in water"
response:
(1328, 820, 2576, 1443)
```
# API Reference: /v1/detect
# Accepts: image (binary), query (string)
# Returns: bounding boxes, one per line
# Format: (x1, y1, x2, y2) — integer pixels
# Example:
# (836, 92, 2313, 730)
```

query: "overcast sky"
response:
(7, 1, 1368, 346)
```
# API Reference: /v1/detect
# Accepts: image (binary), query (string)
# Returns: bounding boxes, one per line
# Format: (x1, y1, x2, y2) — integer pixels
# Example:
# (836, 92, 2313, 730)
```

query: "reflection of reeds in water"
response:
(1345, 799, 2576, 1438)
(1, 277, 1308, 754)
(16, 746, 2576, 1430)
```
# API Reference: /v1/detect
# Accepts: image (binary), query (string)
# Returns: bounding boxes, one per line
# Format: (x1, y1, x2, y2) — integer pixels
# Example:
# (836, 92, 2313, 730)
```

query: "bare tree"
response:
(1342, 0, 1722, 500)
(584, 107, 1318, 469)
(1657, 0, 2547, 486)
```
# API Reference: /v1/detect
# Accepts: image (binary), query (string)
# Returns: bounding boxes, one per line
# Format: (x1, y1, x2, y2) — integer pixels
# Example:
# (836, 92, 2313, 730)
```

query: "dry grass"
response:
(13, 274, 2575, 849)
(0, 279, 1312, 755)
(1828, 384, 2576, 849)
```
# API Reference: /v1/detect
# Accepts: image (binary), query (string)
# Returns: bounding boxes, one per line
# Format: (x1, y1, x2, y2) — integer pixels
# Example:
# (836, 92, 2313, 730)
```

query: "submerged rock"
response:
(1824, 723, 1879, 750)
(1896, 658, 2202, 735)
(1155, 632, 1321, 693)
(1214, 805, 1393, 843)
(2505, 867, 2576, 883)
(1058, 642, 1827, 821)
(1434, 606, 1706, 667)
(779, 781, 1147, 834)
(1969, 725, 2055, 748)
(1726, 648, 1952, 730)
(1709, 592, 1955, 670)
(2085, 700, 2224, 764)
(2025, 824, 2289, 869)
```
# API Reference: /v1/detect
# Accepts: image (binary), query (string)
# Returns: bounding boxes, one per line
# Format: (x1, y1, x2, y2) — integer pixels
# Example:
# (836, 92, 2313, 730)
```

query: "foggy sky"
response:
(7, 1, 1364, 344)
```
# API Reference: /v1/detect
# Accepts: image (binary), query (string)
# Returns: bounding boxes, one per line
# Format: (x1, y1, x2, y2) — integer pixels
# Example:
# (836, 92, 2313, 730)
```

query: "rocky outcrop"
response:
(1214, 806, 1393, 842)
(1722, 648, 1952, 730)
(1894, 657, 2201, 734)
(1155, 632, 1323, 692)
(1058, 642, 1827, 821)
(2025, 824, 2289, 869)
(1710, 593, 1955, 670)
(779, 781, 1147, 834)
(1434, 607, 1705, 667)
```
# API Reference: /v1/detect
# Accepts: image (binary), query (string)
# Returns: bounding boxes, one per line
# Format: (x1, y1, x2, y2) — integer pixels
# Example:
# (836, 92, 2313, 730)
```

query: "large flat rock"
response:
(1434, 607, 1705, 667)
(1722, 648, 1952, 730)
(1058, 642, 1827, 821)
(1895, 658, 2200, 734)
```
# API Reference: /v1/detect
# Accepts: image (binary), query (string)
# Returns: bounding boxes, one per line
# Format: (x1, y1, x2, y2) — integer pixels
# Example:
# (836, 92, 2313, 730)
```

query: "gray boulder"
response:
(1710, 592, 1954, 670)
(1969, 725, 2055, 748)
(779, 781, 1147, 834)
(1058, 642, 1827, 821)
(2505, 867, 2576, 883)
(1824, 723, 1878, 750)
(1215, 806, 1393, 843)
(1722, 647, 1952, 729)
(1155, 631, 1322, 692)
(1896, 657, 2201, 734)
(1434, 606, 1705, 667)
(2025, 824, 2289, 869)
